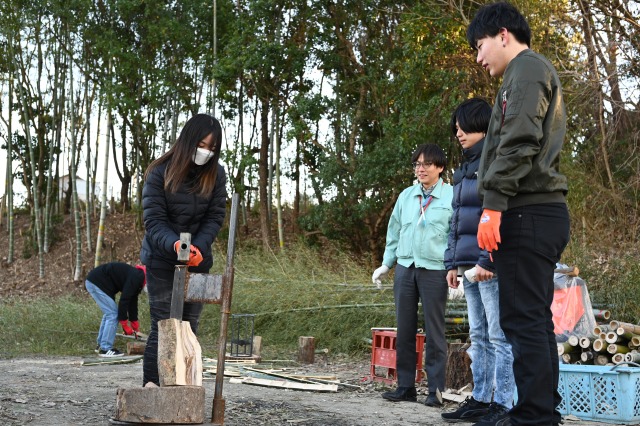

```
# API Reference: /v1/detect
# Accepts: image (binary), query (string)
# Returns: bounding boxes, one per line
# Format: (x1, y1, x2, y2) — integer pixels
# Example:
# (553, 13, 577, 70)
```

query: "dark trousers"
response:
(494, 203, 570, 425)
(393, 264, 448, 392)
(142, 267, 204, 386)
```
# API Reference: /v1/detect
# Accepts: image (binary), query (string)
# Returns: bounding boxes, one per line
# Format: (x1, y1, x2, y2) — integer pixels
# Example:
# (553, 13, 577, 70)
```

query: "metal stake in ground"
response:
(212, 193, 240, 424)
(170, 233, 191, 319)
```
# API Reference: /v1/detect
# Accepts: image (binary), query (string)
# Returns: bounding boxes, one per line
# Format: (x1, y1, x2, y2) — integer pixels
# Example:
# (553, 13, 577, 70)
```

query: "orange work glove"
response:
(187, 245, 203, 267)
(477, 209, 502, 253)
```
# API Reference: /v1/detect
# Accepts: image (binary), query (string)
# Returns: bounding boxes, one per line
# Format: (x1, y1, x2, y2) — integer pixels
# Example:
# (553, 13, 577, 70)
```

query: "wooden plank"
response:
(184, 272, 223, 304)
(81, 356, 142, 366)
(229, 377, 338, 392)
(114, 386, 205, 424)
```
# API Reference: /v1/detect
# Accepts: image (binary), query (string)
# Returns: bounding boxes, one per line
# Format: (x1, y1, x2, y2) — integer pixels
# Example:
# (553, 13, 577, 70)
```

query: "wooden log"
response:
(114, 386, 205, 424)
(184, 272, 223, 304)
(252, 335, 262, 357)
(126, 341, 146, 355)
(445, 342, 473, 390)
(158, 318, 203, 386)
(298, 336, 315, 364)
(607, 344, 630, 355)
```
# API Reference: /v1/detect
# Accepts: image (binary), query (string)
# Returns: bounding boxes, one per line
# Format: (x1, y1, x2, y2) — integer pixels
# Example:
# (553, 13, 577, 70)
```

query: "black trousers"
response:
(494, 203, 570, 425)
(142, 267, 204, 386)
(393, 265, 448, 393)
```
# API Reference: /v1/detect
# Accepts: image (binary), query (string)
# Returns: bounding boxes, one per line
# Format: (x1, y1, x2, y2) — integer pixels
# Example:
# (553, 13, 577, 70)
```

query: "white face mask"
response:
(192, 147, 214, 165)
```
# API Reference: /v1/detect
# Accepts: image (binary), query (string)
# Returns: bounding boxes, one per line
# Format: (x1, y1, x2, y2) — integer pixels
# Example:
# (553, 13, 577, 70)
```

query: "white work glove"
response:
(448, 282, 465, 300)
(372, 265, 390, 289)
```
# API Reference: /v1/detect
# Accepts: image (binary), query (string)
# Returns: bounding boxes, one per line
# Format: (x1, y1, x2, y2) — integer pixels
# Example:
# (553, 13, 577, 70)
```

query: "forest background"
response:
(0, 0, 639, 354)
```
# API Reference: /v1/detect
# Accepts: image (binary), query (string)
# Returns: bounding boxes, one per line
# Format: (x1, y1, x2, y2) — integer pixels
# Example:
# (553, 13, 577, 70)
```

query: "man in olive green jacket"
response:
(466, 3, 571, 426)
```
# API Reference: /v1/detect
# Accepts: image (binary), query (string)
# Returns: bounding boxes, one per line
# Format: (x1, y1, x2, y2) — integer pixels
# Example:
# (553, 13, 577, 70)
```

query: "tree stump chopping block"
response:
(114, 386, 205, 424)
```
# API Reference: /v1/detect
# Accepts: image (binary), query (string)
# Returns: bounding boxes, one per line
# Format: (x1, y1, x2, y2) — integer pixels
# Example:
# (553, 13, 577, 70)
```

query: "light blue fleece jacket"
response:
(382, 178, 453, 271)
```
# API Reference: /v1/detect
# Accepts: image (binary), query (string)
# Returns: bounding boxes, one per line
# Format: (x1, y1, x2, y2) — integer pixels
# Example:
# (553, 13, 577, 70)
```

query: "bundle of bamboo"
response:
(557, 313, 640, 366)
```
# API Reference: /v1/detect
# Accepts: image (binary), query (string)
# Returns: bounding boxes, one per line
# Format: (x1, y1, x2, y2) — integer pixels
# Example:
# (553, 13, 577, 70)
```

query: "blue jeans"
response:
(85, 280, 118, 351)
(465, 275, 515, 408)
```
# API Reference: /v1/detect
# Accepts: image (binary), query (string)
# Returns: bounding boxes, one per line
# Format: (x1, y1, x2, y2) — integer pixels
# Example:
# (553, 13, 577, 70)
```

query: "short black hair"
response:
(466, 2, 531, 49)
(411, 144, 447, 177)
(450, 98, 492, 136)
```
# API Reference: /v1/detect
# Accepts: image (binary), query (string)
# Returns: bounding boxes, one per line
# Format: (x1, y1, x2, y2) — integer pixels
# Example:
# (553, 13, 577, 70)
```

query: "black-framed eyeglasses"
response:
(412, 161, 433, 169)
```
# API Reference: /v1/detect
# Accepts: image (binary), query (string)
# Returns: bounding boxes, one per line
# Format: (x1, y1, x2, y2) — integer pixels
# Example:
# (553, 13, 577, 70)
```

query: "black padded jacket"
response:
(140, 161, 227, 272)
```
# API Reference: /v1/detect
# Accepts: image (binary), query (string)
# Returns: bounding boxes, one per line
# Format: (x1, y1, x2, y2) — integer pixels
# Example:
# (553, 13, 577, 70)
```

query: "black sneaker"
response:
(441, 396, 490, 422)
(381, 386, 417, 402)
(94, 345, 100, 353)
(98, 348, 124, 358)
(425, 394, 443, 407)
(472, 402, 510, 426)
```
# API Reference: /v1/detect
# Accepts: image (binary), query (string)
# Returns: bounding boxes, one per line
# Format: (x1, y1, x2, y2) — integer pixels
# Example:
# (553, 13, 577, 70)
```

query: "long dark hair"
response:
(145, 114, 222, 196)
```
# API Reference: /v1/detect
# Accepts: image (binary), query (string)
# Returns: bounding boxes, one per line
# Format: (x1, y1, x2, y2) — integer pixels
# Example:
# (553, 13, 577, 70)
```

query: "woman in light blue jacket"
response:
(372, 143, 453, 407)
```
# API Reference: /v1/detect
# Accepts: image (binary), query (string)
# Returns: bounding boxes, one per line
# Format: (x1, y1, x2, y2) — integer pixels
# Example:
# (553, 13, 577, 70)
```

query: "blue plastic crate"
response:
(558, 363, 640, 424)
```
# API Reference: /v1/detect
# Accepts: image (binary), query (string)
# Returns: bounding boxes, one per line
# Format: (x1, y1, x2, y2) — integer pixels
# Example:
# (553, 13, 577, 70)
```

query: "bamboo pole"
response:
(558, 342, 578, 355)
(592, 309, 611, 320)
(592, 338, 607, 353)
(616, 328, 640, 341)
(610, 321, 640, 335)
(580, 351, 595, 362)
(579, 337, 592, 349)
(562, 353, 580, 363)
(594, 325, 610, 335)
(567, 335, 579, 347)
(595, 354, 611, 365)
(624, 352, 640, 363)
(605, 331, 626, 344)
(607, 344, 630, 355)
(612, 353, 626, 364)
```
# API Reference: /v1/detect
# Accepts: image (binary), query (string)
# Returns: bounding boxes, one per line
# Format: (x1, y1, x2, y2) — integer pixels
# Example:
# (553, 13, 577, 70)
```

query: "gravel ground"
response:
(0, 356, 612, 426)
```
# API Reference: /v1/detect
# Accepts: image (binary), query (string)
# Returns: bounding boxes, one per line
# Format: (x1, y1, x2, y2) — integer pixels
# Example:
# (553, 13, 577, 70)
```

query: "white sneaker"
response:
(98, 348, 124, 358)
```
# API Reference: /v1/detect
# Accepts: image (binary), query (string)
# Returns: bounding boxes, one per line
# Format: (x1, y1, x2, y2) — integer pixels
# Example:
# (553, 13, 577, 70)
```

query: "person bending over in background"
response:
(372, 144, 453, 407)
(442, 98, 515, 425)
(85, 262, 147, 358)
(467, 3, 570, 425)
(140, 113, 227, 387)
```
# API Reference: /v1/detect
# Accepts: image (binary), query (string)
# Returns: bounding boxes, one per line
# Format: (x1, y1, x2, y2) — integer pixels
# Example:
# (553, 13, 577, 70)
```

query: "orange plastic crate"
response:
(370, 329, 425, 384)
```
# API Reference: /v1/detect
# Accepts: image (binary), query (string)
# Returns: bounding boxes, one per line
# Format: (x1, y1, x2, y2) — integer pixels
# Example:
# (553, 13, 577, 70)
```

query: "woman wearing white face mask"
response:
(140, 113, 227, 386)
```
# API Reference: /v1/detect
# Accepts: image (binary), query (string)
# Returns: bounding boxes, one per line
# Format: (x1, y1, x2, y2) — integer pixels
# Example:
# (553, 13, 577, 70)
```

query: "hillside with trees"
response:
(0, 1, 638, 322)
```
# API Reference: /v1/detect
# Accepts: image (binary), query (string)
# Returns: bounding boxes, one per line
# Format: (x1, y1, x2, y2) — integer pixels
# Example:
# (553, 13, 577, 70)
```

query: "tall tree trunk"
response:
(95, 110, 112, 267)
(5, 57, 15, 263)
(258, 96, 271, 249)
(84, 64, 92, 252)
(69, 52, 83, 281)
(17, 63, 45, 278)
(274, 104, 284, 249)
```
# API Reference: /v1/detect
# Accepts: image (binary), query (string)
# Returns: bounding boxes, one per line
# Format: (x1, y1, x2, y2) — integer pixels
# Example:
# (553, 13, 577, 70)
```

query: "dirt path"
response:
(0, 357, 607, 425)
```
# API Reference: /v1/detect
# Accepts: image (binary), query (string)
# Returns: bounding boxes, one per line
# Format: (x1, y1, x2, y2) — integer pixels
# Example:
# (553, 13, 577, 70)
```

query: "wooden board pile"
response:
(557, 310, 640, 366)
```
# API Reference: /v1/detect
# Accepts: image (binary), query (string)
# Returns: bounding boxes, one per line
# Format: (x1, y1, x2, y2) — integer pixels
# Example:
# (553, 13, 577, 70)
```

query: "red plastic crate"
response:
(369, 329, 425, 384)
